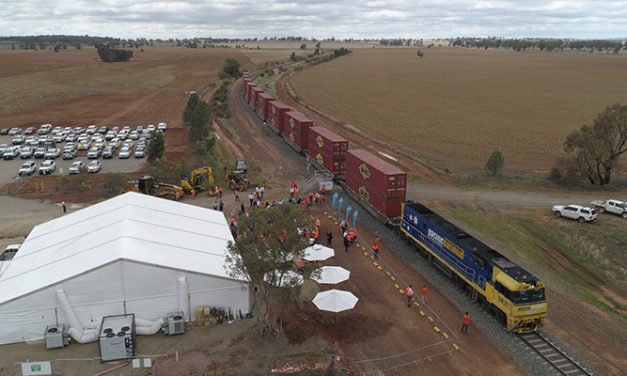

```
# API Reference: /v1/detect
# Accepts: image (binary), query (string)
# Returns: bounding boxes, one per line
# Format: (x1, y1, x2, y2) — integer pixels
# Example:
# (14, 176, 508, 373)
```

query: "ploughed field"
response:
(290, 47, 627, 172)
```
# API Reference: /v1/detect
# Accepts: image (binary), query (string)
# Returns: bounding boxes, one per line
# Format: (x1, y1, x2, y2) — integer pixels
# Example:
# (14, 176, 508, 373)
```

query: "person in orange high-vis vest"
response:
(461, 312, 472, 334)
(405, 285, 414, 307)
(372, 242, 380, 259)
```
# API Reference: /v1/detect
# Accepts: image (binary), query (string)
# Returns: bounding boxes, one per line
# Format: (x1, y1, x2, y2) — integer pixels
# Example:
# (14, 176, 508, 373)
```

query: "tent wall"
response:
(0, 261, 249, 345)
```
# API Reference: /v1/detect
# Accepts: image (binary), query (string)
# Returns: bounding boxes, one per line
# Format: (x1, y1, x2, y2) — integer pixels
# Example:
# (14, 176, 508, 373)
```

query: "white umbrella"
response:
(312, 289, 358, 313)
(303, 244, 335, 261)
(264, 270, 303, 287)
(311, 266, 350, 284)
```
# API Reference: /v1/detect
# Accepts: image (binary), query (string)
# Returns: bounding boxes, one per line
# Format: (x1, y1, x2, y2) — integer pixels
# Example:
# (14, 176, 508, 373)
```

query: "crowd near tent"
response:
(0, 192, 250, 345)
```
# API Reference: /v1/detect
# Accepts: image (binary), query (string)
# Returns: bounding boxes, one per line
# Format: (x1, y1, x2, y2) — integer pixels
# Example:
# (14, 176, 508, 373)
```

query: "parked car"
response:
(44, 148, 60, 159)
(87, 160, 102, 173)
(18, 161, 37, 176)
(134, 146, 146, 158)
(68, 160, 85, 174)
(25, 136, 38, 146)
(38, 160, 56, 175)
(62, 149, 78, 160)
(3, 146, 19, 160)
(24, 127, 36, 135)
(33, 147, 47, 159)
(73, 126, 85, 134)
(8, 127, 22, 136)
(158, 122, 167, 132)
(98, 126, 109, 135)
(102, 145, 116, 159)
(87, 146, 102, 159)
(19, 146, 34, 159)
(12, 135, 25, 145)
(0, 144, 9, 157)
(552, 204, 597, 223)
(37, 124, 51, 135)
(118, 147, 132, 159)
(0, 128, 9, 135)
(590, 199, 627, 218)
(86, 125, 97, 134)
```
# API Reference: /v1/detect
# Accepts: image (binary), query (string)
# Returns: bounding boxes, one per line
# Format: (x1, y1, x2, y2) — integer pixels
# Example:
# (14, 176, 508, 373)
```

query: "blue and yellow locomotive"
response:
(400, 202, 548, 333)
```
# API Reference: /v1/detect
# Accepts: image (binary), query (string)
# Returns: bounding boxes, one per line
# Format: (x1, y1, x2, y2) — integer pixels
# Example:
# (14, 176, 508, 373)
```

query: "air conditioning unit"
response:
(166, 311, 185, 335)
(45, 325, 67, 349)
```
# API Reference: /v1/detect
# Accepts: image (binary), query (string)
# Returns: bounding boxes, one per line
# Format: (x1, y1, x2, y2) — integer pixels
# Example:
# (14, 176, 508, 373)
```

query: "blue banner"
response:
(331, 192, 338, 209)
(345, 204, 352, 222)
(352, 209, 359, 228)
(337, 197, 344, 218)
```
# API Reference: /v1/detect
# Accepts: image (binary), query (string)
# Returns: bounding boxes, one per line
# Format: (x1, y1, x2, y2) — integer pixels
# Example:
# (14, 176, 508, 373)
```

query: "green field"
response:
(291, 48, 627, 172)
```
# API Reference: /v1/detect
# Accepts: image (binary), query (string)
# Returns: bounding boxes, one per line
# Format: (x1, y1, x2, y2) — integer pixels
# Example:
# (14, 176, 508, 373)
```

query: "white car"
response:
(18, 161, 37, 176)
(552, 204, 597, 223)
(158, 122, 167, 131)
(87, 160, 102, 173)
(118, 147, 132, 159)
(38, 160, 56, 175)
(68, 160, 85, 174)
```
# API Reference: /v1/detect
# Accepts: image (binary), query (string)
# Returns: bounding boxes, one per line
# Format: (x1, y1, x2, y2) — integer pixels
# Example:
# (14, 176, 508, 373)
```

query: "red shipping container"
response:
(346, 149, 406, 218)
(307, 126, 348, 175)
(251, 87, 264, 109)
(269, 101, 290, 133)
(246, 83, 256, 105)
(284, 111, 312, 151)
(244, 81, 253, 103)
(243, 72, 251, 78)
(257, 93, 274, 120)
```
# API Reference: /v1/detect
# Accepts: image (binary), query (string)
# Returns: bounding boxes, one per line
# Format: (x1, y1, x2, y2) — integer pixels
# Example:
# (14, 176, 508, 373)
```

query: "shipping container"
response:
(268, 101, 290, 133)
(346, 149, 406, 218)
(307, 126, 348, 175)
(245, 83, 256, 105)
(257, 93, 274, 120)
(251, 87, 264, 109)
(283, 111, 313, 151)
(243, 72, 251, 79)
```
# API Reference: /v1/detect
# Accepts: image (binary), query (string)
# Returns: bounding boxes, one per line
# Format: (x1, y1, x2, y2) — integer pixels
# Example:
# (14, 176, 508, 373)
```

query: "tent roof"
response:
(0, 192, 239, 305)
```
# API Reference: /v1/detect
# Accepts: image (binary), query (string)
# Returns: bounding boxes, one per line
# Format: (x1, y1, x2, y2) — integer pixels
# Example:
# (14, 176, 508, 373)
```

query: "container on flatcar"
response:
(307, 126, 348, 176)
(246, 83, 257, 105)
(257, 93, 274, 120)
(284, 111, 312, 151)
(251, 87, 264, 109)
(268, 101, 290, 134)
(346, 149, 406, 218)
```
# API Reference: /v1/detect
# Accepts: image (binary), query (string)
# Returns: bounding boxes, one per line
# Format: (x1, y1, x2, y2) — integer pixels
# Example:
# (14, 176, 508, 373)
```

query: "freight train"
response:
(241, 73, 548, 333)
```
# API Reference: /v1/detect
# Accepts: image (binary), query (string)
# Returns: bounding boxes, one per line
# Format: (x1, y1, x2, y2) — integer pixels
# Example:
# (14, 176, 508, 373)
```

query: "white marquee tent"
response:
(0, 192, 249, 345)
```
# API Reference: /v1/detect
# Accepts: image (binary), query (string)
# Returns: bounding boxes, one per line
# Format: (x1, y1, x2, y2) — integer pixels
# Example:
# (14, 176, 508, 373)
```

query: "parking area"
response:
(0, 123, 167, 186)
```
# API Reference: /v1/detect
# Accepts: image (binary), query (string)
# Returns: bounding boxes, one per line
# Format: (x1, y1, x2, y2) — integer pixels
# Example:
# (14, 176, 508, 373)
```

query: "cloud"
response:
(0, 0, 626, 39)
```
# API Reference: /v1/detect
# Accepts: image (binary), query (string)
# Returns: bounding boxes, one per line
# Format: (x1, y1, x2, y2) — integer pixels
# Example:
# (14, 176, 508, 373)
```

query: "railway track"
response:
(519, 333, 593, 375)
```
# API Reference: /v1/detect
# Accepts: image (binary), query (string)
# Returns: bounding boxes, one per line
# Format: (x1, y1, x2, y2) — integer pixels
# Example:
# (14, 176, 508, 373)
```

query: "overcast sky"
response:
(1, 0, 626, 39)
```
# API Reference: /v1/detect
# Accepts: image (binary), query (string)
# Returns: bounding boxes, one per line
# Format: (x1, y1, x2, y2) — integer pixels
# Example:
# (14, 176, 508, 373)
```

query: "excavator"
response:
(225, 167, 250, 191)
(180, 166, 217, 194)
(123, 176, 184, 201)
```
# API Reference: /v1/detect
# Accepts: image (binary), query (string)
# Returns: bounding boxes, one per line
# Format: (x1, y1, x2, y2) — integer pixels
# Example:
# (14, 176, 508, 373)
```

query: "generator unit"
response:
(44, 325, 69, 349)
(98, 314, 136, 362)
(164, 311, 185, 336)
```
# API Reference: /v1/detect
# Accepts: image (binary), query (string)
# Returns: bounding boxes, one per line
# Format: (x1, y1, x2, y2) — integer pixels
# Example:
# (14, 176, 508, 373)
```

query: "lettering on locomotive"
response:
(428, 229, 465, 260)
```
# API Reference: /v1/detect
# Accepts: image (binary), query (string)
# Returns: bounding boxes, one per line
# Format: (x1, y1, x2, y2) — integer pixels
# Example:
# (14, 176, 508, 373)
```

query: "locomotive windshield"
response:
(506, 287, 545, 304)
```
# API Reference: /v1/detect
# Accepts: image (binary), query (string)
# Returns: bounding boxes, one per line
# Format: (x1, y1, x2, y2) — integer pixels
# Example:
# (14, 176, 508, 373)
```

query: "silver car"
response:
(68, 160, 85, 174)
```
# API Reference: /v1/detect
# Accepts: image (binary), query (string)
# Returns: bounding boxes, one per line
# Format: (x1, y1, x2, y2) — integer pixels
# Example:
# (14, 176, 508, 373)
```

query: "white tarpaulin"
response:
(312, 289, 358, 313)
(0, 192, 250, 345)
(303, 244, 335, 261)
(311, 266, 350, 284)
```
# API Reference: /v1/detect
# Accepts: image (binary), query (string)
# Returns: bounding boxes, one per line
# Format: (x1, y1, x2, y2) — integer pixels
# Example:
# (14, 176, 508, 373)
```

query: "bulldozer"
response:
(225, 167, 250, 191)
(123, 176, 184, 201)
(180, 166, 217, 194)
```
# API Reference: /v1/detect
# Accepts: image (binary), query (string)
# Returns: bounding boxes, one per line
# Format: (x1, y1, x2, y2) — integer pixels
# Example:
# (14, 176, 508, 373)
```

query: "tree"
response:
(561, 104, 627, 185)
(147, 131, 165, 162)
(225, 204, 313, 337)
(485, 149, 505, 175)
(183, 93, 201, 124)
(221, 58, 241, 78)
(95, 43, 133, 62)
(188, 101, 211, 144)
(300, 43, 307, 49)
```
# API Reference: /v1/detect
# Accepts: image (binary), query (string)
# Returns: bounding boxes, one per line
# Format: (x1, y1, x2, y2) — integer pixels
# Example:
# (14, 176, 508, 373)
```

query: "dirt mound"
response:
(284, 304, 393, 345)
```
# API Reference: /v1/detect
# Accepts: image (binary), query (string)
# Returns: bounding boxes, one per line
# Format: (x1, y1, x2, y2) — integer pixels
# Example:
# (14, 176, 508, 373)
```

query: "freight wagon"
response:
(400, 202, 548, 333)
(257, 93, 274, 121)
(307, 126, 348, 177)
(283, 111, 312, 152)
(268, 101, 290, 134)
(250, 87, 264, 109)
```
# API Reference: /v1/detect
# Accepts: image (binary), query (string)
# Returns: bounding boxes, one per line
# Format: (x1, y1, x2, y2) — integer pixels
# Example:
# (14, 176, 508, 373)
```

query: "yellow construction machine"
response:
(180, 166, 217, 194)
(123, 176, 184, 201)
(225, 167, 250, 191)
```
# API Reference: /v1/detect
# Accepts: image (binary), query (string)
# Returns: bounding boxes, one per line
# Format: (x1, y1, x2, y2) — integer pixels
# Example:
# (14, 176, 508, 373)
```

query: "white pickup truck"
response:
(552, 204, 598, 223)
(590, 199, 627, 218)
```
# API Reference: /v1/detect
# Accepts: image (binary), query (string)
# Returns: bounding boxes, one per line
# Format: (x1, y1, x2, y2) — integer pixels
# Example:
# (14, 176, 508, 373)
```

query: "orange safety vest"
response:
(463, 314, 472, 325)
(374, 236, 381, 246)
(313, 230, 319, 239)
(406, 287, 414, 297)
(372, 244, 379, 251)
(421, 287, 428, 297)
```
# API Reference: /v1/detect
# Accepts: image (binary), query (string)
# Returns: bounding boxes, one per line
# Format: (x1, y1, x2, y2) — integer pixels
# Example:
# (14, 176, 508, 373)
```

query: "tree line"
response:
(450, 37, 625, 54)
(95, 43, 133, 62)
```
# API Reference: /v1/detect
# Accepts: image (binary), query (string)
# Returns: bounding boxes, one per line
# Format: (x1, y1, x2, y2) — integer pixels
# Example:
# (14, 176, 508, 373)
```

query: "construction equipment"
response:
(180, 166, 216, 194)
(225, 167, 250, 191)
(124, 176, 184, 201)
